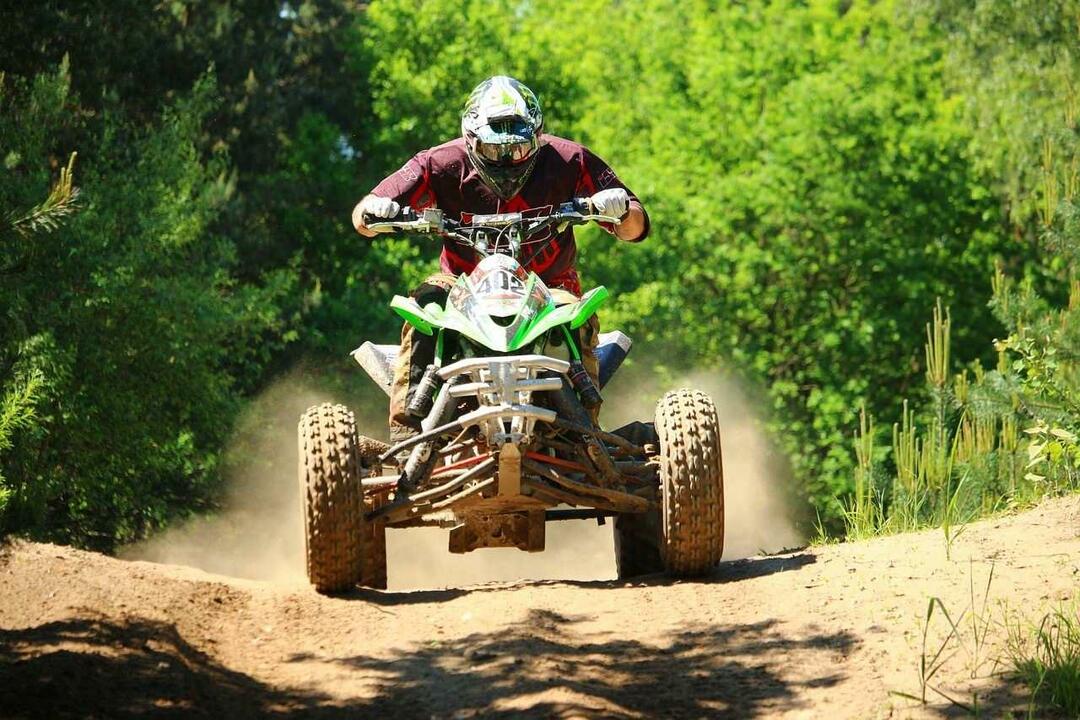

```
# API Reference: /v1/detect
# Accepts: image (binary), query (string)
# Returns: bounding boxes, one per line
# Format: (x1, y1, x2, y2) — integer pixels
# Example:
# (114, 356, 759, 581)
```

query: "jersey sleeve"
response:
(576, 147, 650, 242)
(369, 151, 438, 210)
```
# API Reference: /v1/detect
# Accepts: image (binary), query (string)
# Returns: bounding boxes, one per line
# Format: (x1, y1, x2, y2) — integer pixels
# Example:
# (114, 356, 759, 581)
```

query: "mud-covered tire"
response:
(356, 434, 389, 590)
(655, 389, 724, 576)
(360, 494, 388, 590)
(298, 403, 364, 594)
(357, 435, 391, 463)
(614, 508, 663, 579)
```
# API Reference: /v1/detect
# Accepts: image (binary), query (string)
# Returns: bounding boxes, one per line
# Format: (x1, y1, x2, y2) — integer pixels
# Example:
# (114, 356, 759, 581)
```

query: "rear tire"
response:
(356, 433, 389, 589)
(361, 494, 388, 590)
(655, 389, 725, 576)
(299, 403, 365, 593)
(614, 508, 663, 579)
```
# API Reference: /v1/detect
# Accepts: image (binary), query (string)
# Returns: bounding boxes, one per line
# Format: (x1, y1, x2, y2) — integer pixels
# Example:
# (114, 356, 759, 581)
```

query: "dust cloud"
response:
(124, 359, 803, 590)
(601, 363, 805, 560)
(121, 375, 333, 583)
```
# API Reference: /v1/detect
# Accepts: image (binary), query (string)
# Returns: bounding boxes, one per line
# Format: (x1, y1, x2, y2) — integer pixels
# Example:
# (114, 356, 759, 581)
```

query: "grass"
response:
(892, 563, 997, 714)
(893, 562, 1080, 719)
(841, 298, 1079, 553)
(841, 403, 885, 540)
(1007, 602, 1080, 718)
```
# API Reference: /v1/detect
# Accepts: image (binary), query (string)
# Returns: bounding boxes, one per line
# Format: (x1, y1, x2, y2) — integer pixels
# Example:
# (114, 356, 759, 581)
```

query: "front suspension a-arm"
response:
(541, 378, 620, 486)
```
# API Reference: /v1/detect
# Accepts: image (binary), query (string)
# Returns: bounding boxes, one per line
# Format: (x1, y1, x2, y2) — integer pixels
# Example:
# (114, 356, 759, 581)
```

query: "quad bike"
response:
(298, 200, 724, 593)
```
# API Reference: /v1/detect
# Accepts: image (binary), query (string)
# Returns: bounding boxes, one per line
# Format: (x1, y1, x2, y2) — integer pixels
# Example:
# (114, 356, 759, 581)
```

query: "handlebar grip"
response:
(362, 208, 419, 227)
(362, 208, 423, 238)
(566, 196, 621, 225)
(572, 197, 592, 214)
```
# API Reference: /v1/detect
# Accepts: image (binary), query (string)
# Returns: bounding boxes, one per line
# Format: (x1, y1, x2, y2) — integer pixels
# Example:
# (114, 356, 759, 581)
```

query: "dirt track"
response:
(1, 496, 1078, 719)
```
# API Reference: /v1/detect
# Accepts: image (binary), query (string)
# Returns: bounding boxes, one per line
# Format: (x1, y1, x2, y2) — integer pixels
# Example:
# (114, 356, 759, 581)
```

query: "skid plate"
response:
(448, 510, 545, 553)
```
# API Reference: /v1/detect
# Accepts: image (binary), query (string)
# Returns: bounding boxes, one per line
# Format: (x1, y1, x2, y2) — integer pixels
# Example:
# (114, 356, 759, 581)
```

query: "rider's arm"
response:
(579, 147, 650, 243)
(352, 153, 435, 237)
(614, 204, 646, 242)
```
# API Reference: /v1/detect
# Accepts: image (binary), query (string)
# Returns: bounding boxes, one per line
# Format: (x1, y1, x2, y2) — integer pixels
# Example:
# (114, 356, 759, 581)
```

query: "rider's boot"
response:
(389, 330, 426, 458)
(389, 274, 455, 445)
(579, 315, 603, 428)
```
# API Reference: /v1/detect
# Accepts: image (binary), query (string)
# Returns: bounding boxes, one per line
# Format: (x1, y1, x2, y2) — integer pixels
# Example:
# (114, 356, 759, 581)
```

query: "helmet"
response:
(461, 76, 543, 200)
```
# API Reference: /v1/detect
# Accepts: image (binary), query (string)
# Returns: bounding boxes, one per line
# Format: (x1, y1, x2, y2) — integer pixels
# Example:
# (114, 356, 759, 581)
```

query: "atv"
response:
(298, 200, 724, 593)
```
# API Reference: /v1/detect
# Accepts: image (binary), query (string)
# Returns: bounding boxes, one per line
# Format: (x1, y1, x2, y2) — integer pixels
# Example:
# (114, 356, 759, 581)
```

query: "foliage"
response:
(0, 65, 288, 547)
(2, 151, 79, 240)
(2, 0, 1079, 546)
(0, 1, 405, 547)
(0, 139, 80, 516)
(0, 370, 44, 514)
(841, 0, 1080, 540)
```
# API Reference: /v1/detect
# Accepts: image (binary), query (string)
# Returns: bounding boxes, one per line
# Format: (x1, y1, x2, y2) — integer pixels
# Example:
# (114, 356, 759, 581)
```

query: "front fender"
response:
(390, 295, 438, 336)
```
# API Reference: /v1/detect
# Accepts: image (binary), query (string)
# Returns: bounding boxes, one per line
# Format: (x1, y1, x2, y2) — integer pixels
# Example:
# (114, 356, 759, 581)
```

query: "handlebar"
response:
(362, 198, 622, 259)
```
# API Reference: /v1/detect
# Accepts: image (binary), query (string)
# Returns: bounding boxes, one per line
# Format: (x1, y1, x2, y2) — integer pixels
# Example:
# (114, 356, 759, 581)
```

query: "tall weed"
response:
(1007, 603, 1080, 718)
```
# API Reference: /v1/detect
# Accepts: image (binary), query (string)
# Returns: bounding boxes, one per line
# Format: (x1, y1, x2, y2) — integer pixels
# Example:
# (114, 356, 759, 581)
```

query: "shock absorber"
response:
(406, 330, 445, 419)
(562, 326, 601, 409)
(567, 360, 601, 409)
(406, 364, 441, 419)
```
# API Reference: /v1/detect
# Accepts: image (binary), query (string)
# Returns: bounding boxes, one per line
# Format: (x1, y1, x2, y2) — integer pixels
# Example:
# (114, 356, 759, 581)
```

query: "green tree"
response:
(357, 0, 1015, 527)
(0, 64, 287, 547)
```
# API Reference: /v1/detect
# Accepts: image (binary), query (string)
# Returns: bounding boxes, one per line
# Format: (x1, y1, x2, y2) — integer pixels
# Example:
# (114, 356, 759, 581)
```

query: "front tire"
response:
(299, 403, 365, 593)
(655, 389, 725, 576)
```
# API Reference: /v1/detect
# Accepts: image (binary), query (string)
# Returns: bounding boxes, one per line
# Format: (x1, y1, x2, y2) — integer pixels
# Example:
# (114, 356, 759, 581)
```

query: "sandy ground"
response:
(2, 496, 1078, 719)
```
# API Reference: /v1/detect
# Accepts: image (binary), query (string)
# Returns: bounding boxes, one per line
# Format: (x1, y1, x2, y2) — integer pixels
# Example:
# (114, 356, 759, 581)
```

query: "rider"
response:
(353, 75, 649, 442)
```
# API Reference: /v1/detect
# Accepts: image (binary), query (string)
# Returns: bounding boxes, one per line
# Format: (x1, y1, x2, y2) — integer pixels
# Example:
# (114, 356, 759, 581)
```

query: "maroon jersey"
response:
(369, 134, 649, 294)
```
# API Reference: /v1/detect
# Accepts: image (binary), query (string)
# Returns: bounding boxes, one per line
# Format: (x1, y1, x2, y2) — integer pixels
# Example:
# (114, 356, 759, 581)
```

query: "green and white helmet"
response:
(461, 76, 543, 200)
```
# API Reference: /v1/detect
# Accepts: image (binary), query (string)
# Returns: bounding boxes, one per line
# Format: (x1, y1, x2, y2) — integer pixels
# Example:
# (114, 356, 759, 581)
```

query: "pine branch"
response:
(3, 152, 80, 240)
(0, 369, 43, 455)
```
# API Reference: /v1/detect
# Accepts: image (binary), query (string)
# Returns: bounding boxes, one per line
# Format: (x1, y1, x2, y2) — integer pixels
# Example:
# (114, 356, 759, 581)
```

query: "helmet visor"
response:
(471, 119, 539, 167)
(475, 137, 537, 166)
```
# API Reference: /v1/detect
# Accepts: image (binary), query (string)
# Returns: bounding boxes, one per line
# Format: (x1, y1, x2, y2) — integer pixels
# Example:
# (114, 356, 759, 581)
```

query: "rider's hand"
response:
(588, 188, 630, 220)
(353, 194, 401, 235)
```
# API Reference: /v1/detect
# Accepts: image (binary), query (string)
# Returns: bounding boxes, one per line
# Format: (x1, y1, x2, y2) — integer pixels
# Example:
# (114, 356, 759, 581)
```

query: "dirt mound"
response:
(2, 496, 1078, 718)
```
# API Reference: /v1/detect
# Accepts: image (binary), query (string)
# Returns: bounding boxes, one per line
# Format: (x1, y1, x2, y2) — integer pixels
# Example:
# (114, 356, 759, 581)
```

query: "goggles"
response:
(470, 118, 539, 167)
(474, 136, 538, 166)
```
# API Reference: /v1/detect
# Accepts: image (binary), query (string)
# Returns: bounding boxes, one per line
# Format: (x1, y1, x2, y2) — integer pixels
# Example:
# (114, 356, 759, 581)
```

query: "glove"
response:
(589, 188, 630, 220)
(355, 195, 401, 233)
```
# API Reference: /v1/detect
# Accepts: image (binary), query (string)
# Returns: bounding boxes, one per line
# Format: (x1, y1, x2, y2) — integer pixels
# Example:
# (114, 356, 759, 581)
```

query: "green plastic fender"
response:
(509, 285, 610, 349)
(389, 283, 610, 350)
(569, 286, 609, 329)
(390, 295, 436, 336)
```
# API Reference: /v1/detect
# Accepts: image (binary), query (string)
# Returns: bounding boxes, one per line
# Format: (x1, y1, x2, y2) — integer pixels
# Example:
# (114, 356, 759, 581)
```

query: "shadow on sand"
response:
(300, 609, 854, 718)
(0, 615, 327, 719)
(0, 552, 853, 719)
(2, 606, 849, 718)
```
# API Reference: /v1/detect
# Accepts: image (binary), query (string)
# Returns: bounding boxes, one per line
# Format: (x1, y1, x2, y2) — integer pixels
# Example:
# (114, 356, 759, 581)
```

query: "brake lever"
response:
(580, 213, 623, 225)
(565, 198, 623, 225)
(551, 213, 623, 236)
(365, 207, 446, 234)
